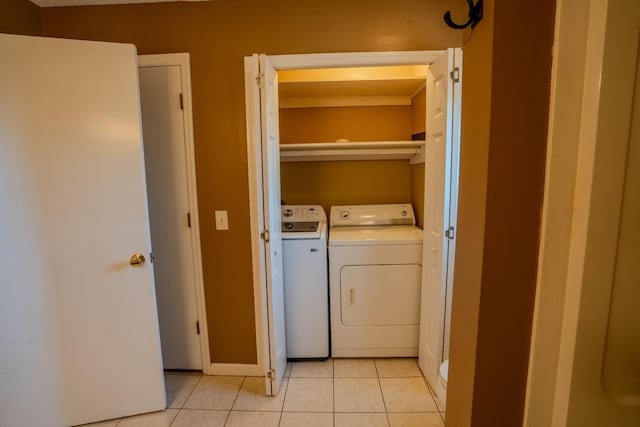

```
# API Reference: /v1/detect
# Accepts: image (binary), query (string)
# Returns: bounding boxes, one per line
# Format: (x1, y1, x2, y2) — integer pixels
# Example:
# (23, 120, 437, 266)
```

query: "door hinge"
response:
(187, 212, 192, 228)
(450, 67, 460, 83)
(267, 369, 276, 380)
(256, 73, 265, 89)
(261, 229, 270, 243)
(179, 93, 184, 110)
(150, 252, 155, 263)
(445, 226, 455, 240)
(196, 320, 200, 335)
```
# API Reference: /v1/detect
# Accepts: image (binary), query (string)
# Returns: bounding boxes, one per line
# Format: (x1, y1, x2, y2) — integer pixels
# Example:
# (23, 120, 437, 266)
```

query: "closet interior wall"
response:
(279, 86, 427, 224)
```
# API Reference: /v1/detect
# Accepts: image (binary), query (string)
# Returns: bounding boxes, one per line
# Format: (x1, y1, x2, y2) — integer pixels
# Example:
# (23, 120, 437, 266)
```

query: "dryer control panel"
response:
(330, 204, 416, 227)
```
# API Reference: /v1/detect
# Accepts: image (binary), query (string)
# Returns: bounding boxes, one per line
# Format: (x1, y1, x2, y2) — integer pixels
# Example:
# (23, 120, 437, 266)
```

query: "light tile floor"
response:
(80, 358, 444, 427)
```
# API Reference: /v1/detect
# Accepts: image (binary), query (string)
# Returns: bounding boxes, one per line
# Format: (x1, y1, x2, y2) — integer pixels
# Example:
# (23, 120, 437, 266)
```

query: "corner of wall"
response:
(0, 0, 43, 36)
(445, 0, 495, 425)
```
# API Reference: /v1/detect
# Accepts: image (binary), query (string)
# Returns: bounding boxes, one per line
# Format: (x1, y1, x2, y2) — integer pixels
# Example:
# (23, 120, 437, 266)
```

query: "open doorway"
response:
(244, 50, 461, 415)
(138, 53, 210, 373)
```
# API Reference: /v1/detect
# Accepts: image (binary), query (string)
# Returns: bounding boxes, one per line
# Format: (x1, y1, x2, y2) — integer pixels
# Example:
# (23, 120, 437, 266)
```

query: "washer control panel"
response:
(281, 205, 327, 222)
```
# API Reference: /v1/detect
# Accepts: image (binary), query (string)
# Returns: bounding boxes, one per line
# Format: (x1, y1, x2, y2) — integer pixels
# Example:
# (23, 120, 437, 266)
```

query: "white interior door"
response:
(418, 48, 460, 390)
(0, 34, 165, 426)
(139, 64, 202, 370)
(259, 54, 287, 395)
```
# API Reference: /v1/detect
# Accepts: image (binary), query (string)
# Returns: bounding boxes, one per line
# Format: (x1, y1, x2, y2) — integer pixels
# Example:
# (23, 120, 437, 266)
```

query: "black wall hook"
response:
(444, 0, 484, 30)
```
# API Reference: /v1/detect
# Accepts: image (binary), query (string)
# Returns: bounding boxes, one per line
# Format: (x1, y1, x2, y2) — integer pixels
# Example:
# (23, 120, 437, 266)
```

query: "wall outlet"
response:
(215, 210, 229, 230)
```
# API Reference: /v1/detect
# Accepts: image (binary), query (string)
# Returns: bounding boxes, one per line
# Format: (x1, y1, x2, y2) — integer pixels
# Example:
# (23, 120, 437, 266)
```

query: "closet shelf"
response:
(280, 141, 425, 163)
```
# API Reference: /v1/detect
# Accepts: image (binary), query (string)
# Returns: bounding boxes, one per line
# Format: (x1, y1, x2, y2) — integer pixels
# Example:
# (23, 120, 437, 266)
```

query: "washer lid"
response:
(328, 225, 423, 246)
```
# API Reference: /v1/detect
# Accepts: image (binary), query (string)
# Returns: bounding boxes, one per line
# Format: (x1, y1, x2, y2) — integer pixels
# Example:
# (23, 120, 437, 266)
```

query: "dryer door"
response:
(341, 264, 421, 326)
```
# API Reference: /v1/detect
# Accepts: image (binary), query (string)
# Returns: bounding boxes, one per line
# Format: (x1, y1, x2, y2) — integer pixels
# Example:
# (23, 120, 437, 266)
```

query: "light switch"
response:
(215, 210, 229, 230)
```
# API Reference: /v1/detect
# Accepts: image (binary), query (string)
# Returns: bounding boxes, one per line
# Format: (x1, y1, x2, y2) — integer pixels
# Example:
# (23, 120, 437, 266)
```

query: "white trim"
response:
(138, 53, 211, 374)
(269, 51, 446, 70)
(209, 363, 262, 377)
(523, 0, 580, 422)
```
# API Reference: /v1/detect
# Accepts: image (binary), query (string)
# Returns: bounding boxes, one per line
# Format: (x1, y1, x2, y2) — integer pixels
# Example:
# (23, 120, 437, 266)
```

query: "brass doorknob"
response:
(129, 253, 146, 268)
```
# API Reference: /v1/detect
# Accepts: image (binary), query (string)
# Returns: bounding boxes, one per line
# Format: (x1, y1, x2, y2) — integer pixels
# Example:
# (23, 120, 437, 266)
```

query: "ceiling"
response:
(31, 0, 208, 7)
(278, 66, 427, 109)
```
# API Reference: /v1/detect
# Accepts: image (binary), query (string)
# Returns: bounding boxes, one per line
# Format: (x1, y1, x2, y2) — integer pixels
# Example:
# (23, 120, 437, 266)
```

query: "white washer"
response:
(329, 204, 423, 357)
(281, 205, 329, 359)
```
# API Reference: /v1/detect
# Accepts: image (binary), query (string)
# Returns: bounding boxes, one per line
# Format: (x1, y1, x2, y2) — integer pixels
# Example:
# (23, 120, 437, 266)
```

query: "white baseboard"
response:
(208, 363, 262, 377)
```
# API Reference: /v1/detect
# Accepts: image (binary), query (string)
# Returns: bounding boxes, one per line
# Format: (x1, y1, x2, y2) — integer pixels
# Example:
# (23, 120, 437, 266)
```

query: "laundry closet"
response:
(243, 50, 461, 403)
(278, 66, 428, 227)
(276, 66, 430, 357)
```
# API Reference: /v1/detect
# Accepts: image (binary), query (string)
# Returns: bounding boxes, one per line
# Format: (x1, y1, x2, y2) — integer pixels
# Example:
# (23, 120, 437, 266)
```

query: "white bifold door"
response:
(244, 54, 288, 396)
(418, 48, 462, 391)
(0, 34, 165, 426)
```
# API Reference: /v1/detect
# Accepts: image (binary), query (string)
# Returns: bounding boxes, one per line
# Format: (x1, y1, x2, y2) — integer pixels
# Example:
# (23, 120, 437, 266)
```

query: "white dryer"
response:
(281, 205, 329, 359)
(329, 204, 423, 357)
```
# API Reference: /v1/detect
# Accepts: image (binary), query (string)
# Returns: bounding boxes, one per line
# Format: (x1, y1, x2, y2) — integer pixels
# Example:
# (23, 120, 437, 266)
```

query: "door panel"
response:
(443, 48, 463, 362)
(0, 34, 165, 426)
(259, 54, 287, 395)
(139, 65, 202, 370)
(419, 48, 456, 390)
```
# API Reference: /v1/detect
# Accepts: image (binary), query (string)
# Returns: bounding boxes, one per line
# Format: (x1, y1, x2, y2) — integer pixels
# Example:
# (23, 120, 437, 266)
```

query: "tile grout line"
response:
(222, 376, 246, 427)
(332, 358, 336, 427)
(167, 408, 182, 427)
(374, 359, 392, 427)
(168, 370, 204, 426)
(183, 372, 205, 407)
(277, 372, 290, 427)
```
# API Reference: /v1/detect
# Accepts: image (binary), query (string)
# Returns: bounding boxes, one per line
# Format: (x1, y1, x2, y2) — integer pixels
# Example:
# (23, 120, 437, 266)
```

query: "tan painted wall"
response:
(280, 105, 416, 218)
(280, 105, 412, 144)
(446, 5, 494, 424)
(5, 0, 556, 422)
(40, 0, 465, 364)
(447, 0, 556, 426)
(0, 0, 41, 36)
(411, 86, 426, 135)
(471, 1, 554, 425)
(410, 163, 425, 229)
(281, 160, 412, 216)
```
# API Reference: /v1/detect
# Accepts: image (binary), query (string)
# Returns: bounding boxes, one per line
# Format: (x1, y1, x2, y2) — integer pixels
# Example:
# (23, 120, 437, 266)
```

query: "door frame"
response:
(244, 50, 461, 387)
(138, 53, 211, 374)
(525, 0, 640, 424)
